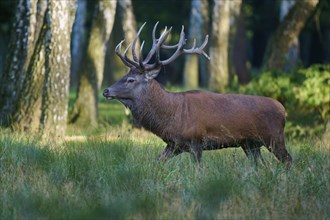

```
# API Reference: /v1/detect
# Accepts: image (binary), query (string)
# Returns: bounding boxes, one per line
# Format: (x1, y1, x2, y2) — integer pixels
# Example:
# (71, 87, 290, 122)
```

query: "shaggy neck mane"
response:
(130, 80, 178, 137)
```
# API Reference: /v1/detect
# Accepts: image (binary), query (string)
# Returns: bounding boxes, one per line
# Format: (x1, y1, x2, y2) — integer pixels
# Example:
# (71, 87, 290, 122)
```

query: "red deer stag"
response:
(103, 22, 292, 166)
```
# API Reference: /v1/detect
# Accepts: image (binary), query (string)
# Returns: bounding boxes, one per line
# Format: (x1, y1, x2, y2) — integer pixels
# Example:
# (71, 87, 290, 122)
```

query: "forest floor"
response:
(0, 100, 329, 219)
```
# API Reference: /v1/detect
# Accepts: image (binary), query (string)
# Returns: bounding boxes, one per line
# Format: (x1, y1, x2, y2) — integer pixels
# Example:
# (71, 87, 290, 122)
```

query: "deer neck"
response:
(131, 80, 177, 134)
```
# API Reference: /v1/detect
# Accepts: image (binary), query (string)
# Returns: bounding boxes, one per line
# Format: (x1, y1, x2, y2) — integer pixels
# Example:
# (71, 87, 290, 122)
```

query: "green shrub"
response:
(239, 65, 330, 137)
(293, 65, 330, 121)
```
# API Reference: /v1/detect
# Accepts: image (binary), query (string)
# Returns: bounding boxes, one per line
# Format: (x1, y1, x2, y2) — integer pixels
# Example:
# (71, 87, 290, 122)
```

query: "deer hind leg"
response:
(265, 135, 292, 166)
(242, 140, 265, 166)
(158, 142, 185, 161)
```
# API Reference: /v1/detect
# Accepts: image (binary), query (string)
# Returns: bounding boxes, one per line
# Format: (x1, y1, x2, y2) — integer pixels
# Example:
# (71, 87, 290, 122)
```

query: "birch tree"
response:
(39, 0, 76, 140)
(209, 0, 231, 92)
(10, 0, 47, 132)
(69, 0, 117, 127)
(183, 0, 208, 88)
(0, 0, 42, 124)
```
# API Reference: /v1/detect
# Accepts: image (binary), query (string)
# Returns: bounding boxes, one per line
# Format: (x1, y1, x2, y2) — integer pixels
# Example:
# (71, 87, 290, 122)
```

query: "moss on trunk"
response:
(263, 0, 318, 71)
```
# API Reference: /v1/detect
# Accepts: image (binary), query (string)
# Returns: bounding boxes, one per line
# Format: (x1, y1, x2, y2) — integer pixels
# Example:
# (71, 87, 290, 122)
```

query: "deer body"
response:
(104, 22, 292, 165)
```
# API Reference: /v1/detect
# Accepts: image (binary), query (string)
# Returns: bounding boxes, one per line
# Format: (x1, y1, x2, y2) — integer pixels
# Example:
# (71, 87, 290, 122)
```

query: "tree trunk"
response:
(0, 0, 35, 124)
(69, 0, 116, 128)
(8, 0, 47, 132)
(209, 0, 231, 93)
(322, 120, 330, 148)
(70, 0, 88, 87)
(0, 0, 47, 126)
(233, 2, 249, 84)
(279, 0, 299, 71)
(199, 0, 210, 87)
(263, 0, 318, 71)
(11, 22, 46, 132)
(39, 0, 76, 141)
(183, 0, 204, 88)
(107, 0, 138, 84)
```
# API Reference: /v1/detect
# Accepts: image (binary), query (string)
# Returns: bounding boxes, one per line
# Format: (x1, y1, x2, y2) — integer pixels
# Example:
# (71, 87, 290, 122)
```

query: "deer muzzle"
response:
(103, 88, 114, 100)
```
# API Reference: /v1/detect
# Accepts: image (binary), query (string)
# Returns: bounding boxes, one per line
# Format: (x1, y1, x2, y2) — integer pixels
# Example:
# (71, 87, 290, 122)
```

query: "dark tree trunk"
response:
(263, 0, 318, 71)
(0, 0, 34, 124)
(233, 4, 249, 84)
(70, 0, 88, 87)
(11, 22, 46, 132)
(69, 0, 116, 128)
(9, 0, 47, 132)
(0, 0, 46, 127)
(199, 0, 210, 87)
(39, 0, 76, 141)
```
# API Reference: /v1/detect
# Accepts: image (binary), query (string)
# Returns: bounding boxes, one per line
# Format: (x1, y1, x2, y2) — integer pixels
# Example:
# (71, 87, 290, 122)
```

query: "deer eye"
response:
(127, 77, 135, 83)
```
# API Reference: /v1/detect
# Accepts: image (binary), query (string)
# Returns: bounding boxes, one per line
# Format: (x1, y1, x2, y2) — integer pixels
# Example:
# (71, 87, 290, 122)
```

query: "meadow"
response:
(0, 99, 329, 219)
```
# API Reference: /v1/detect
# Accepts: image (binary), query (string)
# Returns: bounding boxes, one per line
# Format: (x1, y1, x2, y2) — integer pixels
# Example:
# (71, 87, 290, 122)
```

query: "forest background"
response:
(0, 0, 329, 219)
(0, 0, 329, 141)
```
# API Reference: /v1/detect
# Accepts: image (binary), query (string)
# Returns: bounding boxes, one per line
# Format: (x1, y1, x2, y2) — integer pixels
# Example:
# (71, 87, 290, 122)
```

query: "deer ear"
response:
(145, 67, 161, 80)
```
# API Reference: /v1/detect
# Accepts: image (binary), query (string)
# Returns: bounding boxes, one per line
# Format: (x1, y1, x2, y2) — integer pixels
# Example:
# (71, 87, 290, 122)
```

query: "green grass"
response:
(0, 126, 329, 219)
(0, 93, 329, 219)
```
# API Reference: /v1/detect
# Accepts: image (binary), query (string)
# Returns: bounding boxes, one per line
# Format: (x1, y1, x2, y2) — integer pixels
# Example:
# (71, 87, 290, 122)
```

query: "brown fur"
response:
(104, 22, 292, 166)
(104, 78, 292, 166)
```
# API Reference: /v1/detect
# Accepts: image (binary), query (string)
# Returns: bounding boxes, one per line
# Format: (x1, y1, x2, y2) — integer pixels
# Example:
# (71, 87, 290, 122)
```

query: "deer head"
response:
(103, 22, 209, 107)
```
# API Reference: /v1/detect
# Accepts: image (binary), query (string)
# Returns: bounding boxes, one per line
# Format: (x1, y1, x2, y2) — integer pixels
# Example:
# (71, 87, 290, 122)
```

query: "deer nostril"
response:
(103, 88, 109, 97)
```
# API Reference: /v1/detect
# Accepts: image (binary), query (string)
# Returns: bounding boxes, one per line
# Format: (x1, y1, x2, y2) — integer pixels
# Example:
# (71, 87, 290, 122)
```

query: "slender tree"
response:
(263, 0, 319, 70)
(183, 0, 205, 88)
(279, 0, 299, 71)
(199, 0, 210, 87)
(209, 0, 231, 92)
(70, 0, 88, 85)
(39, 0, 76, 140)
(107, 0, 139, 83)
(323, 121, 330, 148)
(232, 1, 248, 84)
(69, 0, 117, 127)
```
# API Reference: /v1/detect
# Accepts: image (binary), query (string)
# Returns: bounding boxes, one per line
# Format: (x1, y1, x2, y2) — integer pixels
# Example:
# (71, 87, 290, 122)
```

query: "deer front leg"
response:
(189, 141, 203, 164)
(159, 142, 185, 161)
(159, 144, 174, 161)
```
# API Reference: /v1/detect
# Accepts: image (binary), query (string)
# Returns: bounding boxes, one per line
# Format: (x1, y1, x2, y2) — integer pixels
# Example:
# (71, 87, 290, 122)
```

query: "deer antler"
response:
(115, 22, 210, 71)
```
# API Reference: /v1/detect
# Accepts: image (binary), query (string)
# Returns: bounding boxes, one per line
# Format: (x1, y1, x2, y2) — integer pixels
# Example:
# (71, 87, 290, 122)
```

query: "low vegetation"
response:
(1, 65, 329, 219)
(1, 106, 329, 219)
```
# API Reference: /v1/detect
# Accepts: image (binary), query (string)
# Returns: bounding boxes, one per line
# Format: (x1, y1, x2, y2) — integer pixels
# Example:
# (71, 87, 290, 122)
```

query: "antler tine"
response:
(158, 26, 172, 46)
(132, 22, 146, 62)
(115, 40, 134, 68)
(143, 23, 172, 66)
(143, 26, 173, 70)
(143, 22, 159, 64)
(157, 25, 186, 66)
(201, 35, 210, 60)
(123, 43, 140, 68)
(139, 40, 145, 68)
(161, 39, 187, 49)
(143, 25, 169, 64)
(115, 22, 210, 71)
(183, 34, 210, 60)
